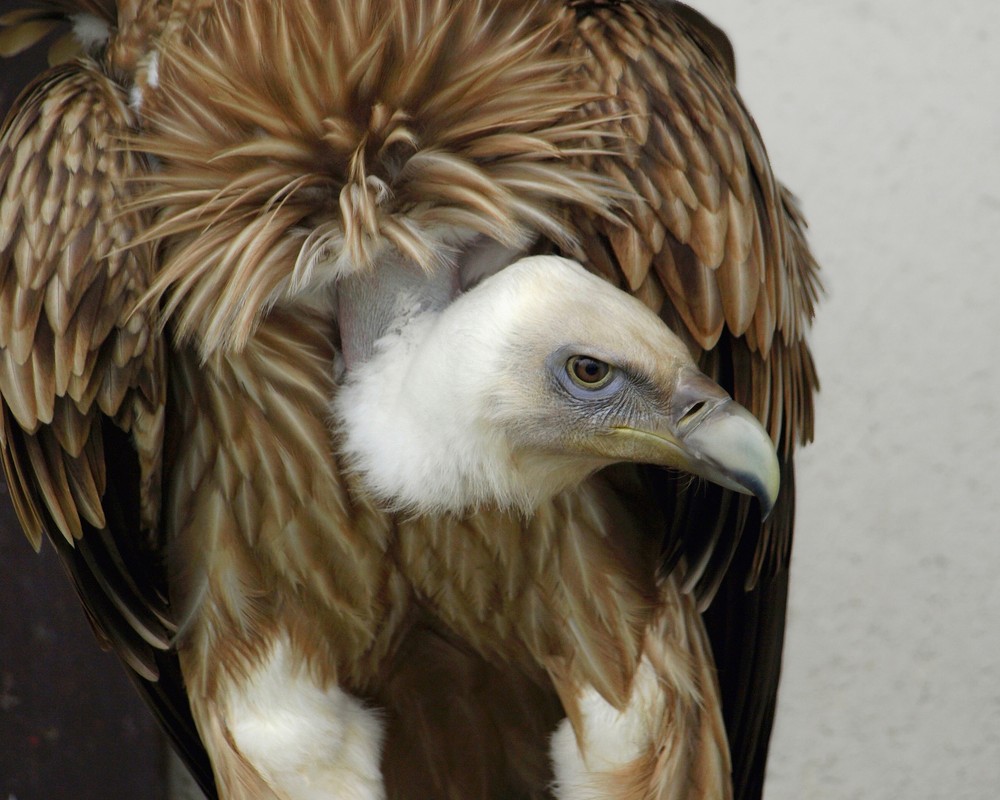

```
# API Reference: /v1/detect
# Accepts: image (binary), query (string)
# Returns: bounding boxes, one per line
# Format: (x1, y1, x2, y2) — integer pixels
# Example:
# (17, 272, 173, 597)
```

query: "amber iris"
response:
(567, 356, 613, 388)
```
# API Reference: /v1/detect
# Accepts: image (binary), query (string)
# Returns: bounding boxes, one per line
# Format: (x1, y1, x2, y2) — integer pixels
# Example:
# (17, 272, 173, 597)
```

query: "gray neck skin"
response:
(335, 237, 528, 369)
(336, 256, 460, 370)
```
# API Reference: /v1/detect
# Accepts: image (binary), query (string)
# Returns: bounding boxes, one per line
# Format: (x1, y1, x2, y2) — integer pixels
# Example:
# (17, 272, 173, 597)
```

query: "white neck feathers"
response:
(333, 288, 526, 514)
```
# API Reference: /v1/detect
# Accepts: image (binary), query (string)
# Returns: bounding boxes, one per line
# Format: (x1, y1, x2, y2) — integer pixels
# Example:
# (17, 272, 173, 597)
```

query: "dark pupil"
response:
(574, 357, 608, 383)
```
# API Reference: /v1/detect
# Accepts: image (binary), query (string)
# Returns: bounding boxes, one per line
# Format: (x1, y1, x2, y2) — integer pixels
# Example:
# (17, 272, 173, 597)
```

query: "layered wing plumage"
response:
(0, 51, 215, 791)
(556, 5, 820, 795)
(0, 56, 164, 646)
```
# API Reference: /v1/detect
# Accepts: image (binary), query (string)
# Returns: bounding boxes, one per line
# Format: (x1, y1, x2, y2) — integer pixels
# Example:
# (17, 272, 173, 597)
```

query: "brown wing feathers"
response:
(0, 60, 163, 539)
(562, 0, 819, 587)
(0, 43, 212, 791)
(561, 5, 818, 799)
(0, 58, 158, 630)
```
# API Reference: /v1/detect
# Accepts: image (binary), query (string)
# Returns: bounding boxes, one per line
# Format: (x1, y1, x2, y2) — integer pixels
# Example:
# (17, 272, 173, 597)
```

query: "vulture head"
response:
(336, 255, 778, 517)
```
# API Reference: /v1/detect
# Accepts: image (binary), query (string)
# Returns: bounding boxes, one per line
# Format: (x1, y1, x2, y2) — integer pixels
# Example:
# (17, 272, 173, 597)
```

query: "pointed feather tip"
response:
(0, 17, 57, 58)
(24, 522, 43, 552)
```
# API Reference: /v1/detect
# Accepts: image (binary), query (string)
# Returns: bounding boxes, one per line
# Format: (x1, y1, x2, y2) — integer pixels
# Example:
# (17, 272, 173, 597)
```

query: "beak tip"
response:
(758, 486, 778, 521)
(675, 397, 781, 521)
(757, 453, 780, 521)
(729, 450, 779, 521)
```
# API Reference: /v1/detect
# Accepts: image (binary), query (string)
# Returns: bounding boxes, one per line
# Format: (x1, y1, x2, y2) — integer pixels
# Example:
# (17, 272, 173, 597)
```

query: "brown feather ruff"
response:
(132, 0, 620, 358)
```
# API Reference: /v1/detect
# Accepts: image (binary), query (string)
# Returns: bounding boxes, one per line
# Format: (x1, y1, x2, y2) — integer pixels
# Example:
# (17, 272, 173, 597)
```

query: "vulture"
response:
(0, 1, 820, 799)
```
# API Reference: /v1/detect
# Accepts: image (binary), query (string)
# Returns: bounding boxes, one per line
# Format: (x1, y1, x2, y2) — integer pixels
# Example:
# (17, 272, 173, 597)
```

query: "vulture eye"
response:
(566, 356, 613, 389)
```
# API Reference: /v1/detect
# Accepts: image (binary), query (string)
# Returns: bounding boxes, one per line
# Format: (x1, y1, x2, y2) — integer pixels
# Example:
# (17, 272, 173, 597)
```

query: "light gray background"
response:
(696, 1, 1000, 798)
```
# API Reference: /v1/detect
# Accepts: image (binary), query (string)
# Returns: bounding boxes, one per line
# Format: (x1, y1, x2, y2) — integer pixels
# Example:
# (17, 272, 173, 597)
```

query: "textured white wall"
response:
(694, 1, 1000, 798)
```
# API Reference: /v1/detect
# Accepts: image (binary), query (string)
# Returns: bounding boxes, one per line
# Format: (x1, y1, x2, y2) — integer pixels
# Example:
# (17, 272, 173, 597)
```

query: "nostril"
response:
(679, 401, 707, 425)
(671, 370, 731, 429)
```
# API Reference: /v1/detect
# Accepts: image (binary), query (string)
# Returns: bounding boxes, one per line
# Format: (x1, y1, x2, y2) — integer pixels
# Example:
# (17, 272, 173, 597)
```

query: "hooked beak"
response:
(610, 370, 780, 518)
